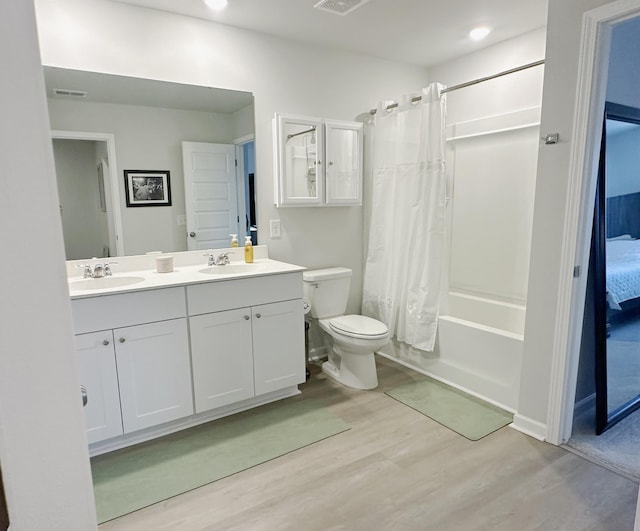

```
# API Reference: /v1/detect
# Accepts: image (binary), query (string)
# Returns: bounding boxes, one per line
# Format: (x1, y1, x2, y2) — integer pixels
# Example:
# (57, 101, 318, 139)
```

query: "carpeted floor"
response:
(565, 316, 640, 481)
(566, 406, 640, 481)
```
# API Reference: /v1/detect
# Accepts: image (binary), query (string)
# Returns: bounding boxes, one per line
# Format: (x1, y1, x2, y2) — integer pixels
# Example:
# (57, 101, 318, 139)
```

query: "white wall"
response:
(607, 126, 640, 197)
(607, 16, 640, 107)
(35, 0, 428, 313)
(0, 1, 96, 528)
(517, 0, 624, 438)
(48, 97, 250, 255)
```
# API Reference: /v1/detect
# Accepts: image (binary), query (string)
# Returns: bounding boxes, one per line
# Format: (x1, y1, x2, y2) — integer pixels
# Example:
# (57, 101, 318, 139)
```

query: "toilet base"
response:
(322, 351, 378, 390)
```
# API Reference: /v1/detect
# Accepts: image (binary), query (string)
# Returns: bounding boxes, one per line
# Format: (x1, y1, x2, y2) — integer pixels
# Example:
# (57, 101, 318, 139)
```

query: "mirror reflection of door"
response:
(52, 138, 112, 260)
(595, 101, 640, 434)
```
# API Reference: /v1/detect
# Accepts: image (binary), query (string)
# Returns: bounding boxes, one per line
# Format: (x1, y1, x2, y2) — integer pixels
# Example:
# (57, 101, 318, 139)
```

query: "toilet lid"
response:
(329, 315, 389, 339)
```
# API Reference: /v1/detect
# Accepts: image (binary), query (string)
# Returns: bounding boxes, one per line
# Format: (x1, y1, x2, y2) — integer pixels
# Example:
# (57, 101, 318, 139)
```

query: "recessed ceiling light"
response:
(469, 26, 492, 42)
(203, 0, 228, 10)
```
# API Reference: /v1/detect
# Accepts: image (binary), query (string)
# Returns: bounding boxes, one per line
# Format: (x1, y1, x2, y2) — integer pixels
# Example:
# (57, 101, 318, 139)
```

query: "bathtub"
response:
(378, 291, 524, 411)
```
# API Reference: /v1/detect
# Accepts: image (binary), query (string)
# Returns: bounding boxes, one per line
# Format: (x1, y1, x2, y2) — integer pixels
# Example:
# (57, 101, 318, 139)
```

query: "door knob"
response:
(189, 232, 196, 238)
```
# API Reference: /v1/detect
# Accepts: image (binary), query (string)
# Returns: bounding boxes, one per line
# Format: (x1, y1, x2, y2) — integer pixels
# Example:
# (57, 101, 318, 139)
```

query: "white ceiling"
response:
(111, 0, 549, 68)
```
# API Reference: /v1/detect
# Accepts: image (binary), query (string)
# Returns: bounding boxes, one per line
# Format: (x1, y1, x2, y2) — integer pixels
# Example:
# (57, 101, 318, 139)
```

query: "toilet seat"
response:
(328, 314, 389, 340)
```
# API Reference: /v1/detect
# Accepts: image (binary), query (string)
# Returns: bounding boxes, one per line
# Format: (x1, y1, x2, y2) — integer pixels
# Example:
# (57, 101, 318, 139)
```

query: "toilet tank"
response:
(303, 267, 352, 319)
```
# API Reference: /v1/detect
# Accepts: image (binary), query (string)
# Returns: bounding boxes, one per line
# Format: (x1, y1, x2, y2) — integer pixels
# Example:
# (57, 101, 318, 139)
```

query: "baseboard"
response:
(376, 351, 516, 414)
(573, 393, 595, 417)
(510, 413, 547, 441)
(89, 386, 301, 456)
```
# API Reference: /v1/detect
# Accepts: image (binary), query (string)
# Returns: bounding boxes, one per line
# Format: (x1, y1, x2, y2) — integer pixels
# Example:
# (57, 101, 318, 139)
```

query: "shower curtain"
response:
(362, 83, 446, 352)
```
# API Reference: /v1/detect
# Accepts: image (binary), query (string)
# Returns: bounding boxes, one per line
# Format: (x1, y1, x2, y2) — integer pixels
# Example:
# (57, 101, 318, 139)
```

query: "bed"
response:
(607, 236, 640, 310)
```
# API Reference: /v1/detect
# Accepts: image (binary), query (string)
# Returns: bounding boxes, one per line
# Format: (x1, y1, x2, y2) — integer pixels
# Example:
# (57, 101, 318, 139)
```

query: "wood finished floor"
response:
(100, 357, 639, 531)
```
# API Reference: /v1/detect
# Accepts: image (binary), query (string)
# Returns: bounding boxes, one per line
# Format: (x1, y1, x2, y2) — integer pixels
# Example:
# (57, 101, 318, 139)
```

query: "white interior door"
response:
(183, 141, 238, 250)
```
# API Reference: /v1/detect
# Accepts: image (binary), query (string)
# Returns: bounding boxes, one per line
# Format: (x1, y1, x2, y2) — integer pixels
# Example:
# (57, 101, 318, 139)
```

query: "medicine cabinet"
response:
(273, 113, 363, 207)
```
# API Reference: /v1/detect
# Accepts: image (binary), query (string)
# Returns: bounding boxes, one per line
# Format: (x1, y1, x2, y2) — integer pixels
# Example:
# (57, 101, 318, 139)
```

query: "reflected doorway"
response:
(594, 101, 640, 434)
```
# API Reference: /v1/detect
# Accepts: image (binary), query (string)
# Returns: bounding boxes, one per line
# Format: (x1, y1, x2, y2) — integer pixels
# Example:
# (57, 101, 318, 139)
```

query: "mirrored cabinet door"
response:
(325, 120, 363, 205)
(274, 114, 324, 206)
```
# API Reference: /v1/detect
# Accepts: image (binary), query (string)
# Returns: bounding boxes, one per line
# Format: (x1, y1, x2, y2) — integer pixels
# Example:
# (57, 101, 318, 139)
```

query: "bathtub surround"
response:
(362, 83, 447, 352)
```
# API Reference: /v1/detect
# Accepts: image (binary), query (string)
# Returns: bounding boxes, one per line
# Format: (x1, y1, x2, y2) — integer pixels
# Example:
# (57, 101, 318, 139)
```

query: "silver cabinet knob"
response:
(119, 337, 126, 343)
(103, 339, 110, 346)
(189, 232, 196, 238)
(244, 315, 250, 320)
(255, 313, 261, 318)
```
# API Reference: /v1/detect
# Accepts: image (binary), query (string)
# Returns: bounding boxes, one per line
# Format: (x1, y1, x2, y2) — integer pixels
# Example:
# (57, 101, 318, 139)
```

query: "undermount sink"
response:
(199, 263, 266, 275)
(69, 276, 146, 290)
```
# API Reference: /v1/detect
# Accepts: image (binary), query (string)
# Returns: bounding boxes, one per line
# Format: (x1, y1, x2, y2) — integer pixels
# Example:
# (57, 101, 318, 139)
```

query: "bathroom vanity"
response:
(68, 247, 306, 456)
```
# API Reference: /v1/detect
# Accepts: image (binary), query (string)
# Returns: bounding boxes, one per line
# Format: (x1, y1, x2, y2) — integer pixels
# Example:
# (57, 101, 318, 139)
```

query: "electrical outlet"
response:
(176, 214, 186, 226)
(270, 219, 281, 239)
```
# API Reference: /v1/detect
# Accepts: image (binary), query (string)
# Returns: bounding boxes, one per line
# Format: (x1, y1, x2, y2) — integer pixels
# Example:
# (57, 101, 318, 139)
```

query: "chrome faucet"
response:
(77, 259, 117, 278)
(204, 251, 232, 266)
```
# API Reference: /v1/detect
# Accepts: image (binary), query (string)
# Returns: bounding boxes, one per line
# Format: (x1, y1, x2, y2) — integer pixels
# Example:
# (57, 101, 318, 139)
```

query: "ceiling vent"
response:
(53, 88, 87, 98)
(313, 0, 370, 16)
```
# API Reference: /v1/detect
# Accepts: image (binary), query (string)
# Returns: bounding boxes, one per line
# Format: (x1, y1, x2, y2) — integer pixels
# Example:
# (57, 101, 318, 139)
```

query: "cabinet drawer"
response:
(187, 272, 302, 315)
(71, 287, 186, 334)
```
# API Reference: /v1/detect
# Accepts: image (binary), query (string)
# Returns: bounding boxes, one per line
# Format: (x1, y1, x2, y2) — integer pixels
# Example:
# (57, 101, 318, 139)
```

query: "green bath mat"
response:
(386, 379, 512, 441)
(92, 398, 349, 523)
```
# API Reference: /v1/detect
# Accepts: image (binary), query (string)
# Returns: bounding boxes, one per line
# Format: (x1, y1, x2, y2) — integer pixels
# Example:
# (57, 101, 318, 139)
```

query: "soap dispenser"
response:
(244, 236, 254, 263)
(230, 234, 238, 247)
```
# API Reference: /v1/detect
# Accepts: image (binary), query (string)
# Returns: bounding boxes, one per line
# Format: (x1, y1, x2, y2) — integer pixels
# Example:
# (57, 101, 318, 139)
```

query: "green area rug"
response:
(386, 379, 513, 441)
(92, 398, 349, 523)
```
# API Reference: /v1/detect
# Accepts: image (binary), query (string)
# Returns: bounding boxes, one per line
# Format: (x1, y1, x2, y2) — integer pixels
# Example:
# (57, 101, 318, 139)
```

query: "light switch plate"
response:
(270, 219, 281, 238)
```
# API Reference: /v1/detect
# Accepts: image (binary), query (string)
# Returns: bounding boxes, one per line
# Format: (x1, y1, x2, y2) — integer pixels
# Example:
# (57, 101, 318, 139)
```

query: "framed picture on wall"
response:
(124, 170, 172, 207)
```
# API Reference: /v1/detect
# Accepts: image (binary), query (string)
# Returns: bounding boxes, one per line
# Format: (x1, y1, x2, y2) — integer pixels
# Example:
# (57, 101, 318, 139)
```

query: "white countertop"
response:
(67, 250, 305, 299)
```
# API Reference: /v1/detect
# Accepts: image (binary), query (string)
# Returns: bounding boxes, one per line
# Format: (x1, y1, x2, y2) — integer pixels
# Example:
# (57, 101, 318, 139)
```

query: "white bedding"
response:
(607, 238, 640, 310)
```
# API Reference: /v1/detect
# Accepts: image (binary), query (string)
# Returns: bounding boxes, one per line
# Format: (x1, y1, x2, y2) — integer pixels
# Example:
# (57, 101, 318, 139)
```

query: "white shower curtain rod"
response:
(369, 59, 545, 114)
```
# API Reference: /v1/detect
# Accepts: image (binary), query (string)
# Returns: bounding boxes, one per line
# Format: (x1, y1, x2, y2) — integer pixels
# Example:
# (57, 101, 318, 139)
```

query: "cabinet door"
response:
(114, 318, 193, 433)
(274, 113, 324, 206)
(190, 308, 255, 413)
(252, 299, 305, 395)
(325, 119, 363, 205)
(75, 331, 123, 444)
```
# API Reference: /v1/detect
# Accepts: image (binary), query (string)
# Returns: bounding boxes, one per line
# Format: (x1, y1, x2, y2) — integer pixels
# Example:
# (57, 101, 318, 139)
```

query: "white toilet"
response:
(303, 267, 390, 390)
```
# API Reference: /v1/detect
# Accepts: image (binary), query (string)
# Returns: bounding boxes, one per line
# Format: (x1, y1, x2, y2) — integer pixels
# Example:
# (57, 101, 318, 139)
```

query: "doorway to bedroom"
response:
(565, 15, 640, 482)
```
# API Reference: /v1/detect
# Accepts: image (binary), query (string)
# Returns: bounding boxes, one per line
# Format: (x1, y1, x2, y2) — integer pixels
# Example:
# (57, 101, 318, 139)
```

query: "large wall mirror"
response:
(594, 101, 640, 433)
(44, 67, 257, 260)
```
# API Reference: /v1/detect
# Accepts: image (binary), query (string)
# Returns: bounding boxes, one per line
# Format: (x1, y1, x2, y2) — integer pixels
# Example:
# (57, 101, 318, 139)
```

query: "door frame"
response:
(233, 133, 254, 240)
(547, 0, 640, 445)
(51, 130, 124, 256)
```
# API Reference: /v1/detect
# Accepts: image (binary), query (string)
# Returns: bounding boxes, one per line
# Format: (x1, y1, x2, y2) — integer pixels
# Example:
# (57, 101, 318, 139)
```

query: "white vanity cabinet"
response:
(189, 308, 255, 412)
(75, 331, 123, 444)
(187, 272, 306, 414)
(251, 299, 305, 395)
(71, 287, 193, 441)
(274, 113, 363, 207)
(113, 318, 192, 433)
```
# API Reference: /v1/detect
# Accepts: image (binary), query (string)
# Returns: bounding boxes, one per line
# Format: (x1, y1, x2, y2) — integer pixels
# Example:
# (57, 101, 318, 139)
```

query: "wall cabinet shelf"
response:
(273, 113, 363, 207)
